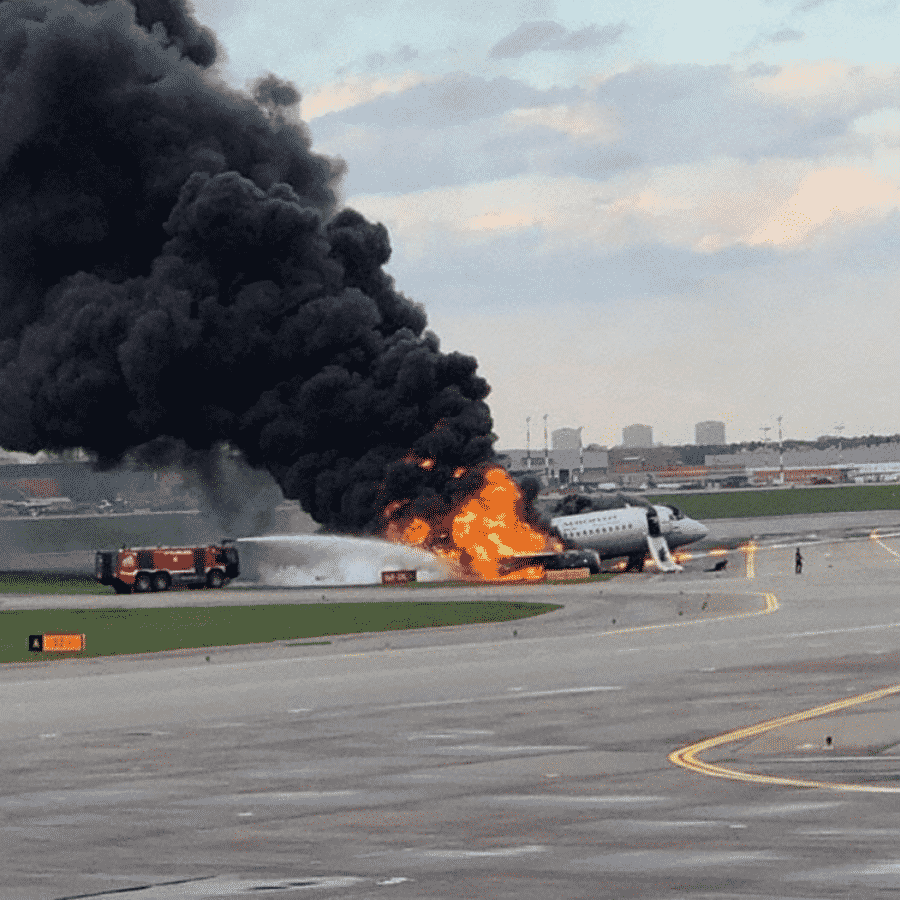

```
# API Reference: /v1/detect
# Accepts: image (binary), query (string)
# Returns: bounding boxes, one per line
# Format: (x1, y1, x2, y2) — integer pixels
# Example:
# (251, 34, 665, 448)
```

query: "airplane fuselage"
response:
(550, 503, 708, 561)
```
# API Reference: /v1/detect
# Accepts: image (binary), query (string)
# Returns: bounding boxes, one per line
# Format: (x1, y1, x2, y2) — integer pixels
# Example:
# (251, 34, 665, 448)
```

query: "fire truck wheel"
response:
(152, 572, 170, 592)
(134, 572, 153, 593)
(206, 569, 225, 589)
(113, 582, 132, 595)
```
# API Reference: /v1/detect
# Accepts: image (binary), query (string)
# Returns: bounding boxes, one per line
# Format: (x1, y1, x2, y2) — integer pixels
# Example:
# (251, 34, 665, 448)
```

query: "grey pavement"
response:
(3, 517, 900, 897)
(702, 507, 900, 543)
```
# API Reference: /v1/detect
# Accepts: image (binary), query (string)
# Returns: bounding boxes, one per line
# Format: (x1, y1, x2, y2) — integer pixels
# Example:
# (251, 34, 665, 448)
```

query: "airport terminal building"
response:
(496, 447, 609, 486)
(497, 439, 900, 491)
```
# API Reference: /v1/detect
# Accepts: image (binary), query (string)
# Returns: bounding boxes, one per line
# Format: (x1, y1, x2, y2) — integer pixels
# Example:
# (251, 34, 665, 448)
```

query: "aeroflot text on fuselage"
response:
(549, 503, 708, 571)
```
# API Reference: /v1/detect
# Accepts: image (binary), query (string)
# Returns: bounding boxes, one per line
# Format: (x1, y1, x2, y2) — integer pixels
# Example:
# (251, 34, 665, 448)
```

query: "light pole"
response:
(777, 415, 784, 484)
(526, 417, 531, 469)
(579, 426, 584, 480)
(543, 414, 549, 481)
(760, 426, 772, 485)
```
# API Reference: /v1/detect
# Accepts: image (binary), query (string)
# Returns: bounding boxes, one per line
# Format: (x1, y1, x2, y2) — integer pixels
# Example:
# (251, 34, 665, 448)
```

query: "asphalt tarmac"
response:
(4, 515, 900, 899)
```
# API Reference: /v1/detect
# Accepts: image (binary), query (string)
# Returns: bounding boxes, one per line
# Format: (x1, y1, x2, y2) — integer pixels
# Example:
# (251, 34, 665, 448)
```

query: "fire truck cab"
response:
(95, 542, 240, 594)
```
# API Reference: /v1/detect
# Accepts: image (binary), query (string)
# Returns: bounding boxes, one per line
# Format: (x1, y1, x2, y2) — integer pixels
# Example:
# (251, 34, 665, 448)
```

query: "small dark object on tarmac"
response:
(706, 558, 728, 572)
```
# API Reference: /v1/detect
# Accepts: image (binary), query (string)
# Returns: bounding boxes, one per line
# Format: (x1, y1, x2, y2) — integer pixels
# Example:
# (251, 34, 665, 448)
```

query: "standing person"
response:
(795, 548, 803, 574)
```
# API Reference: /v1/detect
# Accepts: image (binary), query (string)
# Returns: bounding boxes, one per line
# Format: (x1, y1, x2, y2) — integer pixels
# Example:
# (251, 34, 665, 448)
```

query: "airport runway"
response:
(4, 526, 900, 897)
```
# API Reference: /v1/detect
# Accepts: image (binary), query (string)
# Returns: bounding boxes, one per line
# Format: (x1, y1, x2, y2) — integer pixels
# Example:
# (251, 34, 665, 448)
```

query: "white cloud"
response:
(488, 20, 626, 59)
(748, 166, 900, 245)
(504, 101, 620, 143)
(302, 71, 431, 120)
(349, 159, 813, 254)
(751, 60, 896, 99)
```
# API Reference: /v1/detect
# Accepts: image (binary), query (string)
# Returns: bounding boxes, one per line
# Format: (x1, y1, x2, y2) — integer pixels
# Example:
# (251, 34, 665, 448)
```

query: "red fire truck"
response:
(95, 542, 240, 594)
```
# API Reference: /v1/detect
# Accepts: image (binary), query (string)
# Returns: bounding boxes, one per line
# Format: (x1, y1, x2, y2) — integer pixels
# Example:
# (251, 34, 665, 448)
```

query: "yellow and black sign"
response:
(29, 633, 86, 652)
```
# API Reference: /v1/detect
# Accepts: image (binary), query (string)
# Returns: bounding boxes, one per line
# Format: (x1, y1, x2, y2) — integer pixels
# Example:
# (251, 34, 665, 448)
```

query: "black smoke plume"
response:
(0, 0, 495, 533)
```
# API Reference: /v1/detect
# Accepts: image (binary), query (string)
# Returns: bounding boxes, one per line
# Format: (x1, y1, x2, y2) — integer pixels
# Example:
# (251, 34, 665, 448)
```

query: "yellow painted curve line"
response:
(668, 682, 900, 793)
(871, 529, 900, 562)
(668, 533, 900, 792)
(600, 590, 779, 639)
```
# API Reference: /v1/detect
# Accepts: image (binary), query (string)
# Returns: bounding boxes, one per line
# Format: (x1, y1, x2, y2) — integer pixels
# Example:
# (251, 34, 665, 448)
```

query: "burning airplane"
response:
(381, 462, 566, 582)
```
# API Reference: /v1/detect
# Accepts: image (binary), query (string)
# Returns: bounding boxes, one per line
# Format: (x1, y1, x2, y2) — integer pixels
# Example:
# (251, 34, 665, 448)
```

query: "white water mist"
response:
(237, 534, 452, 586)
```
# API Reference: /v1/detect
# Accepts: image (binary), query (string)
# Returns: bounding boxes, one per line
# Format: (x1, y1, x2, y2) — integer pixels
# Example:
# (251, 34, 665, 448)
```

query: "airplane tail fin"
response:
(646, 535, 682, 573)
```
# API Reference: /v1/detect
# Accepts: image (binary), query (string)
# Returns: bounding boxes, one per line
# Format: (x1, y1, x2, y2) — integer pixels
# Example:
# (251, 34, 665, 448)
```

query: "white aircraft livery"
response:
(550, 502, 708, 573)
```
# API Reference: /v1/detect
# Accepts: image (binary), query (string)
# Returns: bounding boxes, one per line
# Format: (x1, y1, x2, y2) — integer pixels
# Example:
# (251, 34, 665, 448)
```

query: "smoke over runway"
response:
(0, 0, 494, 535)
(237, 535, 452, 586)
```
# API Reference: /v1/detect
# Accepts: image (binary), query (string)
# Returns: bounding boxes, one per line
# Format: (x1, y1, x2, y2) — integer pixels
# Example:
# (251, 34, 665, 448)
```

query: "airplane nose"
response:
(696, 521, 709, 539)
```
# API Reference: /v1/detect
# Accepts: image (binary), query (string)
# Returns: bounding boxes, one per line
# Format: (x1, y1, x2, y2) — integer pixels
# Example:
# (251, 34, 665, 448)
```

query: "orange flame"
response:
(385, 463, 561, 582)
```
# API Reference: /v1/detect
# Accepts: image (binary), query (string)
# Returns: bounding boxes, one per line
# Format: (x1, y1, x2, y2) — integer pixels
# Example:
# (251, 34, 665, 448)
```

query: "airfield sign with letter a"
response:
(29, 633, 86, 652)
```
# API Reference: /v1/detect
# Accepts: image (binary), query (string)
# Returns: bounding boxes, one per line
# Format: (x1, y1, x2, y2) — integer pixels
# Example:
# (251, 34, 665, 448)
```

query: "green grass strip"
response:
(0, 572, 106, 594)
(0, 601, 561, 663)
(647, 484, 900, 520)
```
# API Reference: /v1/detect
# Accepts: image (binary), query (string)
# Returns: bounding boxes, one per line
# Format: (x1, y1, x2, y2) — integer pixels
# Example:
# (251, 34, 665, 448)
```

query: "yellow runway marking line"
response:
(600, 591, 779, 639)
(745, 541, 756, 579)
(669, 682, 900, 793)
(871, 529, 900, 562)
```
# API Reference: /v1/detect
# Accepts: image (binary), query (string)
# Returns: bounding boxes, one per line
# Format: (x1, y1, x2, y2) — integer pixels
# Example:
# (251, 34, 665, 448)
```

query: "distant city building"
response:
(695, 421, 726, 445)
(607, 446, 680, 486)
(622, 424, 653, 448)
(704, 440, 900, 486)
(551, 427, 582, 450)
(705, 442, 900, 470)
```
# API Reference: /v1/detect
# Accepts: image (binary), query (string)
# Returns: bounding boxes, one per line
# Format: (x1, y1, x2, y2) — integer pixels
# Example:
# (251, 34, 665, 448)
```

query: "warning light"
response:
(28, 633, 85, 652)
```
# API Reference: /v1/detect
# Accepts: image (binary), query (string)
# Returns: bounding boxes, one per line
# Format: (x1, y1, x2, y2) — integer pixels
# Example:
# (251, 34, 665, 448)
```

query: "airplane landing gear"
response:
(625, 554, 645, 572)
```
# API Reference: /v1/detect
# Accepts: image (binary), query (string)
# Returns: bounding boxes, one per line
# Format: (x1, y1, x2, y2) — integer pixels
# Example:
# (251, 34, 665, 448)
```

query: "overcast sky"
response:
(193, 0, 900, 449)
